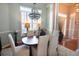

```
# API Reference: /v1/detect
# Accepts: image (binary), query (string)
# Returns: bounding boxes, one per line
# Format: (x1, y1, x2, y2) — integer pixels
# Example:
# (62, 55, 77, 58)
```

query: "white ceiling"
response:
(19, 3, 49, 9)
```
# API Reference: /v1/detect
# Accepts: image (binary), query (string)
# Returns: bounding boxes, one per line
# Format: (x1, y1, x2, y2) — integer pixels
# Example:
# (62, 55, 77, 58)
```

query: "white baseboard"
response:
(2, 44, 10, 49)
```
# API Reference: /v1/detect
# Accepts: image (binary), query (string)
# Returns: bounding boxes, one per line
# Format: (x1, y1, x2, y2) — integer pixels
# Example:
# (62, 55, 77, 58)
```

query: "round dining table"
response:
(22, 36, 38, 56)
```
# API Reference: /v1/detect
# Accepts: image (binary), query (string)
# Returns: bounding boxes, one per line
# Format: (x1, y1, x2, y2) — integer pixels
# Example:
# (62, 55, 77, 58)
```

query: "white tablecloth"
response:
(22, 36, 38, 45)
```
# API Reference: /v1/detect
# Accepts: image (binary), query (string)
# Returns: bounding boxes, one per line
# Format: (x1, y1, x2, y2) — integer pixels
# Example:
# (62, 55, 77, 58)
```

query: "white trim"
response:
(0, 31, 10, 34)
(54, 3, 59, 31)
(0, 30, 21, 34)
(49, 4, 53, 34)
(2, 44, 10, 49)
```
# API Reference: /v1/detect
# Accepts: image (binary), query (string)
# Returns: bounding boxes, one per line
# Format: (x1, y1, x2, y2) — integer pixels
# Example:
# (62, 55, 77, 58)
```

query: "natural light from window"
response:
(20, 6, 42, 34)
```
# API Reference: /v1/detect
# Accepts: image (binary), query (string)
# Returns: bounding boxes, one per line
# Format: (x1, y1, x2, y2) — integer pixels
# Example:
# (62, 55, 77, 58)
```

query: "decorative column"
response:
(53, 3, 59, 56)
(53, 3, 59, 47)
(47, 4, 53, 34)
(48, 3, 59, 56)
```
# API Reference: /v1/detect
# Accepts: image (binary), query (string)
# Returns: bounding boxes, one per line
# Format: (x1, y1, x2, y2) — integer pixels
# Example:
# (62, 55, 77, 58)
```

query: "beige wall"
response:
(59, 4, 69, 38)
(59, 4, 69, 14)
(59, 3, 79, 50)
(59, 4, 76, 39)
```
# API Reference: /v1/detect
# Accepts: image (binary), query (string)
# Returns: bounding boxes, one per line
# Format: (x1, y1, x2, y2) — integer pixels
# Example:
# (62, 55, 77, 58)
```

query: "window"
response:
(20, 6, 42, 34)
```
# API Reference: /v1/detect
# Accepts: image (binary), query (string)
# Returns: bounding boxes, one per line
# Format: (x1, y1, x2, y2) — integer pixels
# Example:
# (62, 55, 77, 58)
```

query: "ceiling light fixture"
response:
(29, 3, 40, 20)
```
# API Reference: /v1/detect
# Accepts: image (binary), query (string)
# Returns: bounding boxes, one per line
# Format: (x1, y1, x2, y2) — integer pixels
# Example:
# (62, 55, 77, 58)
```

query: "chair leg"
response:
(0, 52, 1, 56)
(56, 47, 59, 56)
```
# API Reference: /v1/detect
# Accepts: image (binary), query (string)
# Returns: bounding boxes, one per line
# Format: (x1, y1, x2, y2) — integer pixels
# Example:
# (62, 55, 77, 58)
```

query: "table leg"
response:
(29, 46, 32, 56)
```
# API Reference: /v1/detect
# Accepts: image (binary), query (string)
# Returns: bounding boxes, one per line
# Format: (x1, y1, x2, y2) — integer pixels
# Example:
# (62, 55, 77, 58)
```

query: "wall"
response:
(59, 4, 69, 14)
(0, 4, 9, 32)
(59, 4, 73, 38)
(59, 4, 68, 38)
(9, 4, 21, 31)
(0, 4, 10, 46)
(60, 4, 79, 39)
(59, 3, 79, 51)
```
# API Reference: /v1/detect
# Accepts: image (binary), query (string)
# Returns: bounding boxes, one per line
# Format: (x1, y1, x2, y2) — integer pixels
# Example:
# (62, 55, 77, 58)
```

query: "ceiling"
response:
(19, 3, 49, 9)
(59, 3, 79, 13)
(59, 3, 79, 8)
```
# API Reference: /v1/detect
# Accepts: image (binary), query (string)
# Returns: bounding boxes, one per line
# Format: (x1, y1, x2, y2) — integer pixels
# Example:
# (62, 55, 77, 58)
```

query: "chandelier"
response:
(29, 3, 40, 20)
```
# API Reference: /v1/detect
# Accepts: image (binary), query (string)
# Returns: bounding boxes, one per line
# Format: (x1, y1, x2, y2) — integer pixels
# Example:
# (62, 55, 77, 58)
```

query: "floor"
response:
(61, 39, 78, 51)
(1, 48, 13, 56)
(1, 39, 78, 56)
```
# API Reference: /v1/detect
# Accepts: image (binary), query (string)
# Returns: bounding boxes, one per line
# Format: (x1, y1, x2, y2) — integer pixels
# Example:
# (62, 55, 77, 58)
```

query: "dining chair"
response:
(32, 35, 49, 56)
(8, 34, 29, 56)
(74, 49, 79, 56)
(0, 37, 2, 56)
(34, 30, 40, 38)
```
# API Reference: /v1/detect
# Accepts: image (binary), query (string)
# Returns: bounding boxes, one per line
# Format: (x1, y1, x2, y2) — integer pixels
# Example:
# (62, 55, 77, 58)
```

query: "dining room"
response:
(0, 3, 79, 56)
